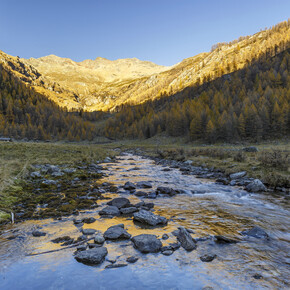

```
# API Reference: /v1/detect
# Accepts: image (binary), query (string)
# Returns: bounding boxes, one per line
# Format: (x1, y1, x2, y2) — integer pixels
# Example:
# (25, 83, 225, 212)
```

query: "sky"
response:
(1, 0, 289, 66)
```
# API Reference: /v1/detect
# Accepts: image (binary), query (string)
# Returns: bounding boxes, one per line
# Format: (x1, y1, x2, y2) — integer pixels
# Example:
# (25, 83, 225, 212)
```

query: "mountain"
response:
(1, 19, 289, 112)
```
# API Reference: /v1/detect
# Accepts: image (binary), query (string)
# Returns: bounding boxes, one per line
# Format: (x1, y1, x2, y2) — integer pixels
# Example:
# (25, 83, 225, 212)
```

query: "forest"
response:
(0, 21, 289, 143)
(104, 47, 290, 143)
(0, 63, 101, 141)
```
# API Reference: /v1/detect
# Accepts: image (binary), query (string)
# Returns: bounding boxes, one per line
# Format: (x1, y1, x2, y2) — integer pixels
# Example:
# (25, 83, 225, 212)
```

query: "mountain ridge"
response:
(1, 19, 289, 111)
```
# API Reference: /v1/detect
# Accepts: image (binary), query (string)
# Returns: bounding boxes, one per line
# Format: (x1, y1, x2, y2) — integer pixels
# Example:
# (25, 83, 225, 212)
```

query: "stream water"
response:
(0, 154, 289, 289)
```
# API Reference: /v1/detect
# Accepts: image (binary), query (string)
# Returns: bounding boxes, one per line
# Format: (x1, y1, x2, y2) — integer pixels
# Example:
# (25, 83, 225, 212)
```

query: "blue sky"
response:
(1, 0, 289, 66)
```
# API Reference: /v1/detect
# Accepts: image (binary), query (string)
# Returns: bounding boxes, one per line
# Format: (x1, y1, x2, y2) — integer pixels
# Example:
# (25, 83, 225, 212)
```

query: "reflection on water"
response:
(0, 154, 289, 289)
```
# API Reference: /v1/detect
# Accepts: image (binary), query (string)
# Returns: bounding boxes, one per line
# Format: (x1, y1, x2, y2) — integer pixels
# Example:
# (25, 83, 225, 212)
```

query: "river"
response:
(0, 154, 289, 289)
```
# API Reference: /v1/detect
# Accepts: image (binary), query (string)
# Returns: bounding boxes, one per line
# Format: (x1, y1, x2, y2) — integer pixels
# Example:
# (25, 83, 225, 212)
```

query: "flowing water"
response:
(0, 154, 289, 289)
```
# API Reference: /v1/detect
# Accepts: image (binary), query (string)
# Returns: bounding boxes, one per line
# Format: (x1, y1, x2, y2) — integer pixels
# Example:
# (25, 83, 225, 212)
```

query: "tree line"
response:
(104, 47, 290, 143)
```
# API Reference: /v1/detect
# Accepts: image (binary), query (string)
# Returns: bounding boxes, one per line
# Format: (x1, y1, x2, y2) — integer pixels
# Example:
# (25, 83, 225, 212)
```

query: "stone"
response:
(162, 250, 173, 256)
(107, 197, 130, 209)
(51, 236, 72, 243)
(162, 233, 169, 240)
(88, 242, 102, 248)
(30, 171, 41, 178)
(126, 256, 139, 263)
(76, 245, 87, 251)
(99, 206, 120, 216)
(229, 171, 247, 180)
(103, 157, 112, 163)
(214, 235, 238, 244)
(94, 234, 105, 244)
(200, 254, 217, 262)
(135, 191, 148, 197)
(133, 210, 167, 226)
(41, 179, 57, 186)
(73, 219, 83, 225)
(169, 242, 181, 251)
(176, 227, 196, 251)
(120, 207, 138, 215)
(63, 168, 76, 174)
(246, 179, 266, 192)
(241, 226, 269, 240)
(136, 181, 152, 188)
(32, 230, 46, 237)
(75, 247, 108, 265)
(216, 178, 229, 185)
(82, 228, 97, 235)
(105, 263, 128, 269)
(253, 273, 263, 279)
(131, 234, 162, 253)
(156, 186, 177, 196)
(124, 181, 136, 190)
(104, 224, 131, 240)
(82, 217, 96, 224)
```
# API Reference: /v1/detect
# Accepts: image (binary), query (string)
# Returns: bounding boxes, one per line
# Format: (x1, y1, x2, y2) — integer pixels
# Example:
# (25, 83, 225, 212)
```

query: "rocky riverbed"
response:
(0, 153, 289, 289)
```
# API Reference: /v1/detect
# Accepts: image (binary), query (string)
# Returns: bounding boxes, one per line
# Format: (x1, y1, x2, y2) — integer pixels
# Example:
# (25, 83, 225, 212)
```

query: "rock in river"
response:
(133, 210, 167, 226)
(94, 234, 105, 244)
(229, 171, 247, 180)
(120, 207, 138, 215)
(200, 254, 217, 262)
(32, 230, 46, 237)
(126, 256, 139, 263)
(107, 197, 130, 209)
(241, 226, 269, 240)
(104, 224, 131, 240)
(176, 227, 196, 251)
(82, 228, 97, 235)
(136, 181, 152, 188)
(131, 234, 162, 253)
(75, 247, 108, 265)
(124, 181, 136, 190)
(99, 205, 120, 216)
(245, 179, 266, 192)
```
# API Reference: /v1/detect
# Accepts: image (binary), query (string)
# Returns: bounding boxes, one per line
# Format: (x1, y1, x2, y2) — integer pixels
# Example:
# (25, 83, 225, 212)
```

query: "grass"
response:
(0, 141, 116, 224)
(104, 136, 290, 189)
(0, 138, 289, 224)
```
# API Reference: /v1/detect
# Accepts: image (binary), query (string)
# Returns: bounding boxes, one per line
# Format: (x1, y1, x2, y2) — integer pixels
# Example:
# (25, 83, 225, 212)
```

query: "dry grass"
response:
(0, 141, 116, 222)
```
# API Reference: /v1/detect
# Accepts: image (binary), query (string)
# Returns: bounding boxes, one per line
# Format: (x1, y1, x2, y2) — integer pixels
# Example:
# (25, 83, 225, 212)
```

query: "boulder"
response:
(30, 171, 41, 178)
(126, 256, 139, 263)
(245, 179, 266, 192)
(107, 197, 130, 209)
(82, 217, 96, 224)
(241, 226, 269, 240)
(136, 181, 152, 188)
(99, 206, 120, 216)
(82, 228, 97, 235)
(131, 234, 162, 253)
(120, 207, 138, 215)
(200, 254, 217, 262)
(229, 171, 247, 180)
(162, 234, 169, 240)
(135, 191, 148, 197)
(94, 234, 105, 244)
(124, 181, 136, 190)
(104, 224, 131, 240)
(133, 210, 167, 226)
(214, 235, 238, 244)
(75, 247, 108, 265)
(51, 236, 72, 243)
(156, 186, 177, 196)
(176, 227, 196, 251)
(105, 263, 128, 269)
(32, 230, 46, 237)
